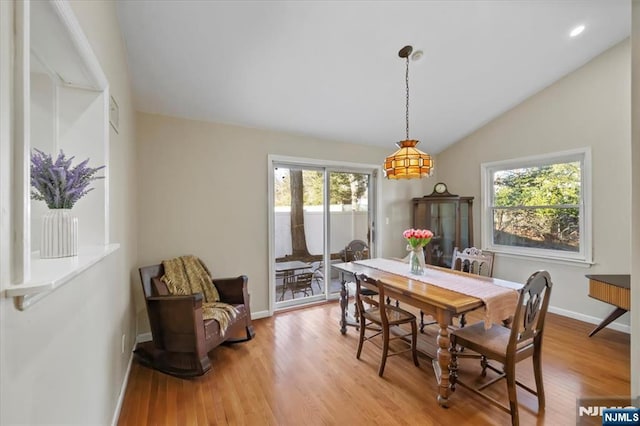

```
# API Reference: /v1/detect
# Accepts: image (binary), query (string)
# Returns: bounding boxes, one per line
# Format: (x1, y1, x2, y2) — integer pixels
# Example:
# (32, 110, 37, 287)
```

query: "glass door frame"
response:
(267, 155, 380, 315)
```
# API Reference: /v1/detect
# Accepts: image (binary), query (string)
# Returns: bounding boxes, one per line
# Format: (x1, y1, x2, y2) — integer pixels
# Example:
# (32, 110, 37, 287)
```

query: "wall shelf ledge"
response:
(4, 243, 119, 310)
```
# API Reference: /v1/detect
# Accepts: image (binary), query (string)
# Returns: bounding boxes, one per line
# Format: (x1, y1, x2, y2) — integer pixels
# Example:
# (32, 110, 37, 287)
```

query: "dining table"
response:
(332, 257, 522, 407)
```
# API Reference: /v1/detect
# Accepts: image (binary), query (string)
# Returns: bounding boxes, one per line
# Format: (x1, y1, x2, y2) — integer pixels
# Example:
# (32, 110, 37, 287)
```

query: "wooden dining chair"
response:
(452, 247, 495, 277)
(449, 270, 553, 426)
(341, 239, 378, 320)
(341, 239, 369, 262)
(420, 247, 495, 331)
(354, 274, 419, 377)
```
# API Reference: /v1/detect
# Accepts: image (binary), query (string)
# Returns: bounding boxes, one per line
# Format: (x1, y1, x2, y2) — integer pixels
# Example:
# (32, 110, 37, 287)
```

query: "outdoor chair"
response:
(284, 272, 315, 299)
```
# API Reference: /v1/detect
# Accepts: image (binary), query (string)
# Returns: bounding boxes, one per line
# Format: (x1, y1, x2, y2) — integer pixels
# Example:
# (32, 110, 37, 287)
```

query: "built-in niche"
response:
(5, 0, 118, 309)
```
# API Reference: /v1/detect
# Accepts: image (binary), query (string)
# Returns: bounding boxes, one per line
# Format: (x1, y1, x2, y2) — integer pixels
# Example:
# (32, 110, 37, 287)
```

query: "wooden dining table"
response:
(332, 258, 522, 408)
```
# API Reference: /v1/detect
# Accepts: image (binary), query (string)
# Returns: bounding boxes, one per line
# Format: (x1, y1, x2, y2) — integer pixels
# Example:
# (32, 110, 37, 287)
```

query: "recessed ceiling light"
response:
(570, 25, 585, 37)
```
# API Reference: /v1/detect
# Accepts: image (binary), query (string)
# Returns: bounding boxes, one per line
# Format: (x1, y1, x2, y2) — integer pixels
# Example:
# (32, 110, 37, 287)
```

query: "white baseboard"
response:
(251, 309, 270, 320)
(548, 305, 630, 334)
(110, 349, 134, 426)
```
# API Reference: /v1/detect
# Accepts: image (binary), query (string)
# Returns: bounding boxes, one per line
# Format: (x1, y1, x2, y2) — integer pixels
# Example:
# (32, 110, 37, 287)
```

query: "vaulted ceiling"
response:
(116, 1, 630, 154)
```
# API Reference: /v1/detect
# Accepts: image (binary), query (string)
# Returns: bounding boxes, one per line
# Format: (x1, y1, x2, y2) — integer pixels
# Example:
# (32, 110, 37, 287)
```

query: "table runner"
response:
(355, 258, 520, 328)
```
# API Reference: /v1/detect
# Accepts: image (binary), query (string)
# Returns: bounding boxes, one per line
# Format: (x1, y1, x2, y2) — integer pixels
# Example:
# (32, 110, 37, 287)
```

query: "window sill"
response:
(490, 249, 594, 268)
(4, 243, 120, 310)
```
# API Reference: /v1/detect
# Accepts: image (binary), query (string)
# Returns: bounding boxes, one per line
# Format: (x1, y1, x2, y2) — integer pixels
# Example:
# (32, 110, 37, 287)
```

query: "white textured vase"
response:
(40, 209, 78, 258)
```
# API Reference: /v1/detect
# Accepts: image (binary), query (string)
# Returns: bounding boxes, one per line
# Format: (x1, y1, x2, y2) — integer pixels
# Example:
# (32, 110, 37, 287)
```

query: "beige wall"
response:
(136, 112, 429, 328)
(631, 0, 639, 399)
(435, 40, 632, 328)
(0, 1, 137, 424)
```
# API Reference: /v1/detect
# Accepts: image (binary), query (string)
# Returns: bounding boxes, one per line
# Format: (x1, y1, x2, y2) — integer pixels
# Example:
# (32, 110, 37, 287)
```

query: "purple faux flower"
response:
(30, 149, 105, 209)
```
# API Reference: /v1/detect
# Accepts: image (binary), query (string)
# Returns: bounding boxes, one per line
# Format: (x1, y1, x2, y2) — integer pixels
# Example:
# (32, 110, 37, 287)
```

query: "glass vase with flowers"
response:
(403, 228, 433, 275)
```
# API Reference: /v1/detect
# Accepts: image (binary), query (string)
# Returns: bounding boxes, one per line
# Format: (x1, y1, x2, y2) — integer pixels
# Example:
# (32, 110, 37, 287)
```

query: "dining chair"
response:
(420, 247, 495, 332)
(452, 247, 495, 277)
(340, 239, 378, 320)
(341, 239, 369, 262)
(354, 273, 419, 377)
(449, 270, 553, 426)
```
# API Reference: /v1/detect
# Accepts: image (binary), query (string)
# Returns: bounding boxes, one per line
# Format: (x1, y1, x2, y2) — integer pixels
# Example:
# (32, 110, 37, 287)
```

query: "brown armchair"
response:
(136, 263, 255, 378)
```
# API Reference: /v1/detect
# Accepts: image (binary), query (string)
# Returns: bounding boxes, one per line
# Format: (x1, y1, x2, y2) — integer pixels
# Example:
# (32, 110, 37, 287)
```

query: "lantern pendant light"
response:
(383, 45, 434, 179)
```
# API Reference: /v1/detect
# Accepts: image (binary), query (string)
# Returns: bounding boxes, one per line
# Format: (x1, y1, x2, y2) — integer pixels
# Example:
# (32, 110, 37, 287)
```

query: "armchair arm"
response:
(213, 275, 248, 305)
(147, 293, 203, 306)
(145, 294, 205, 353)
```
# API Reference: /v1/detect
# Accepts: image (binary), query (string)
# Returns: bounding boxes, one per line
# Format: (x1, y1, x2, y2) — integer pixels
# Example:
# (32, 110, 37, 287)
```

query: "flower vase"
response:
(408, 246, 425, 275)
(41, 209, 78, 258)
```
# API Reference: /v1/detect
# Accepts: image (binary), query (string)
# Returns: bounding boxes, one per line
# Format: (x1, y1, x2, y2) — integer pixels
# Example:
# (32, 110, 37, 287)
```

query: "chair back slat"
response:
(510, 270, 553, 347)
(284, 272, 313, 285)
(451, 247, 494, 277)
(354, 274, 379, 306)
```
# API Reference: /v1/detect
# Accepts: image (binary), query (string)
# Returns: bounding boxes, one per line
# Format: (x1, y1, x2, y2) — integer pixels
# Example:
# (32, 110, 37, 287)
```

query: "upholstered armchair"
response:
(136, 263, 255, 377)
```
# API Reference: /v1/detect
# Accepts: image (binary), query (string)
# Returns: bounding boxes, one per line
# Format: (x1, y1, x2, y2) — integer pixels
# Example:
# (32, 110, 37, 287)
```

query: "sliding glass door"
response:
(271, 159, 376, 310)
(327, 171, 371, 297)
(273, 165, 325, 306)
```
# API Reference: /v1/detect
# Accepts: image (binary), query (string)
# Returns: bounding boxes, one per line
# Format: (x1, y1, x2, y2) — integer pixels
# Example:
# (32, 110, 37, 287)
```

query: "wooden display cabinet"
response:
(412, 186, 473, 268)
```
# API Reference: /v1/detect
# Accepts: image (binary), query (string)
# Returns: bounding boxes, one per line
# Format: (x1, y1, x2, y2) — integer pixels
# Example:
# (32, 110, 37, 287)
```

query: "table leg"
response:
(588, 307, 628, 337)
(434, 311, 452, 407)
(339, 274, 348, 334)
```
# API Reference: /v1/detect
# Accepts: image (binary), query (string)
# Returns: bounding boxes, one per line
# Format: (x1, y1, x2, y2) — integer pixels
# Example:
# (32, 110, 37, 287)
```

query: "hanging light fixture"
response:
(383, 45, 434, 179)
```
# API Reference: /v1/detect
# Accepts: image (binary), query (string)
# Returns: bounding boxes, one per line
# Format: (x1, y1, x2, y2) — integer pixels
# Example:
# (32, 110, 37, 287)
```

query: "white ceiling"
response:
(116, 0, 630, 154)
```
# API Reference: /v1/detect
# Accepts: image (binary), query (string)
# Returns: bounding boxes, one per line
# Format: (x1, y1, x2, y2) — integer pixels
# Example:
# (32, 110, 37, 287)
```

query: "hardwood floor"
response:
(117, 302, 630, 425)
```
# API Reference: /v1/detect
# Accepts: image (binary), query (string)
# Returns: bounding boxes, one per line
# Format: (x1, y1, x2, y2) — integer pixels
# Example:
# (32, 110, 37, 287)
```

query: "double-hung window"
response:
(481, 148, 591, 264)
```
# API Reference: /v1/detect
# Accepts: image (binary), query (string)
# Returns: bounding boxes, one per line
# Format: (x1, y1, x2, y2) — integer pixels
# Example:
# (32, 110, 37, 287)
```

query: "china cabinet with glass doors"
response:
(411, 188, 473, 268)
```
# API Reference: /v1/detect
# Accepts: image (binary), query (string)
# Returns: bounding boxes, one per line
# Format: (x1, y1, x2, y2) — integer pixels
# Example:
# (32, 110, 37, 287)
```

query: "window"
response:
(3, 0, 118, 309)
(481, 148, 591, 264)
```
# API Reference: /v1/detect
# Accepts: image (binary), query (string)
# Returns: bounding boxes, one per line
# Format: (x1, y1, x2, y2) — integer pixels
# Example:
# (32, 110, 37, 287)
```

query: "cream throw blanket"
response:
(161, 255, 238, 335)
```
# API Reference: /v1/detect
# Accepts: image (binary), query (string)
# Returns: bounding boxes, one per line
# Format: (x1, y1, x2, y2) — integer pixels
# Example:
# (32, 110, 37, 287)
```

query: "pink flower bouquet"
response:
(403, 228, 433, 275)
(403, 228, 433, 249)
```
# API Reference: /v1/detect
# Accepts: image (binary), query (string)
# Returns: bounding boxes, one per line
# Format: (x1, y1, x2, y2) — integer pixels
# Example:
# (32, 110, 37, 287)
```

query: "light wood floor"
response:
(117, 302, 630, 425)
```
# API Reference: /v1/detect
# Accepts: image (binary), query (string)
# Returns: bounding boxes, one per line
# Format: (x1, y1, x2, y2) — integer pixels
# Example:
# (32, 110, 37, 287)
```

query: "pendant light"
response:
(383, 45, 434, 179)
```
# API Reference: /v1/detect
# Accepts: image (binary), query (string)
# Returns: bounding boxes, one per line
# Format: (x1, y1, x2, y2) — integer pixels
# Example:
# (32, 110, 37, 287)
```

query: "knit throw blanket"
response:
(161, 255, 238, 335)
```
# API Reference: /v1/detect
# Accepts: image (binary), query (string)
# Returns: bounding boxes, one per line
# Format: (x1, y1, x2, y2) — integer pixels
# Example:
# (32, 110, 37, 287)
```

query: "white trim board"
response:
(548, 305, 630, 334)
(251, 310, 270, 320)
(110, 349, 134, 426)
